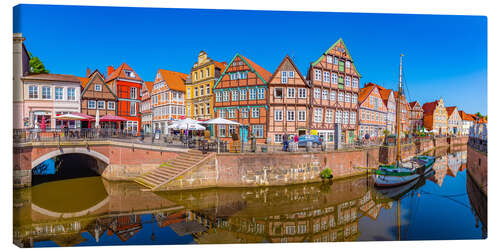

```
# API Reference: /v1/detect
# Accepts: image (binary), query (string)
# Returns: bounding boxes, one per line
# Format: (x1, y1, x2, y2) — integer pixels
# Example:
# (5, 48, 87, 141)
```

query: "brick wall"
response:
(467, 145, 487, 195)
(379, 143, 416, 164)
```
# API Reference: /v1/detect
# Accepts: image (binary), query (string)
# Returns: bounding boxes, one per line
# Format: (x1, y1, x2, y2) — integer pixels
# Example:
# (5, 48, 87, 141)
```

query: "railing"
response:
(13, 128, 139, 143)
(468, 137, 487, 154)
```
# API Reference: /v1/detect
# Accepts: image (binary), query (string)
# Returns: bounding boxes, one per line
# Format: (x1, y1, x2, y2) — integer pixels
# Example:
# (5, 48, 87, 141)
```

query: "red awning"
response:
(99, 115, 129, 122)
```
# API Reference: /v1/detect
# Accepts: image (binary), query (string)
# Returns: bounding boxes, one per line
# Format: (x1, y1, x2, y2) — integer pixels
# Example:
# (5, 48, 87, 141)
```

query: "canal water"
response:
(13, 149, 486, 247)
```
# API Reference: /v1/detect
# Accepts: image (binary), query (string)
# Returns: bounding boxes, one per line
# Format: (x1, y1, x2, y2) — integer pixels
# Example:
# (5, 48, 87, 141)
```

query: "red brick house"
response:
(409, 101, 423, 133)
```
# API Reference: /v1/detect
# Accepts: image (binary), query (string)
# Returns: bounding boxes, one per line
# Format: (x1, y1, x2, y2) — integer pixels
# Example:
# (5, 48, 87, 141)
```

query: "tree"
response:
(28, 52, 49, 74)
(475, 112, 483, 119)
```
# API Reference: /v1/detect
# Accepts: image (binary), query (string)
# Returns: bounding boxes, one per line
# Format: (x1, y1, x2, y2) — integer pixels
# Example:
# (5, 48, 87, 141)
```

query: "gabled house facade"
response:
(409, 101, 423, 133)
(358, 84, 387, 139)
(422, 98, 448, 135)
(186, 51, 226, 120)
(267, 55, 311, 144)
(105, 63, 143, 134)
(446, 106, 461, 135)
(378, 87, 395, 134)
(80, 70, 117, 128)
(458, 110, 474, 135)
(306, 38, 361, 144)
(140, 81, 154, 133)
(13, 33, 30, 129)
(151, 69, 187, 134)
(213, 53, 272, 144)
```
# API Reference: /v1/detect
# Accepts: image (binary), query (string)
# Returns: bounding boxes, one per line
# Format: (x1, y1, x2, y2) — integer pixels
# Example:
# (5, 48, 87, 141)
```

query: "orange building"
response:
(140, 81, 154, 133)
(213, 53, 272, 144)
(151, 69, 188, 134)
(105, 63, 143, 134)
(358, 84, 388, 139)
(422, 99, 447, 135)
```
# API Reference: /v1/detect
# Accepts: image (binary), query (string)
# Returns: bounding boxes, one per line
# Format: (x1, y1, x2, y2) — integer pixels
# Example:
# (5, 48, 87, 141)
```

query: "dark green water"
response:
(13, 149, 486, 247)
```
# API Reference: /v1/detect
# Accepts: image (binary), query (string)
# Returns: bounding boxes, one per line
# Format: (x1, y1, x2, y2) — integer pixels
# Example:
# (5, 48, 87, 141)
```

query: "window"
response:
(287, 110, 295, 121)
(241, 108, 249, 118)
(350, 112, 356, 124)
(42, 86, 51, 99)
(88, 100, 96, 109)
(219, 125, 227, 137)
(97, 100, 105, 109)
(194, 72, 198, 81)
(275, 134, 283, 143)
(130, 87, 137, 99)
(201, 70, 204, 79)
(314, 88, 321, 99)
(228, 108, 236, 118)
(194, 87, 198, 97)
(345, 93, 351, 103)
(232, 90, 239, 101)
(206, 68, 210, 77)
(322, 89, 329, 100)
(289, 71, 294, 78)
(199, 105, 204, 115)
(205, 84, 210, 95)
(327, 55, 333, 63)
(55, 87, 63, 100)
(338, 92, 344, 102)
(108, 101, 115, 110)
(326, 109, 333, 123)
(335, 110, 342, 123)
(298, 88, 307, 99)
(343, 111, 349, 124)
(346, 76, 351, 86)
(287, 88, 296, 98)
(370, 96, 374, 105)
(252, 125, 264, 138)
(314, 108, 323, 123)
(324, 71, 330, 82)
(200, 86, 204, 96)
(353, 78, 358, 88)
(130, 102, 137, 116)
(346, 61, 351, 69)
(298, 110, 306, 121)
(252, 107, 260, 118)
(240, 89, 247, 100)
(229, 125, 236, 135)
(352, 94, 357, 104)
(28, 85, 38, 99)
(274, 88, 283, 98)
(219, 109, 226, 118)
(257, 88, 265, 99)
(330, 91, 336, 101)
(275, 109, 283, 121)
(339, 76, 344, 85)
(281, 71, 288, 83)
(334, 57, 339, 65)
(339, 61, 345, 72)
(314, 69, 321, 80)
(223, 91, 229, 101)
(332, 73, 337, 84)
(216, 91, 221, 102)
(95, 84, 102, 91)
(286, 225, 296, 235)
(249, 89, 257, 100)
(124, 70, 135, 78)
(206, 103, 210, 115)
(187, 89, 191, 99)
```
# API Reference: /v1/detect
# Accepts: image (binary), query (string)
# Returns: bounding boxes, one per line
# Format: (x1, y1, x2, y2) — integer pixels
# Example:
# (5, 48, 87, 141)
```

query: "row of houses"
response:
(13, 33, 485, 143)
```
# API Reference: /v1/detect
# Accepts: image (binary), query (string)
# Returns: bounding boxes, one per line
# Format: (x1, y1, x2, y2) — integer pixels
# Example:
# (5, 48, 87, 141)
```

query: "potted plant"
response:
(320, 168, 333, 183)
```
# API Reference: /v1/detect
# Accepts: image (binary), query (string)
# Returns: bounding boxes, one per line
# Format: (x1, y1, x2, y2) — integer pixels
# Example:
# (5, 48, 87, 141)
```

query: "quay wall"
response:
(158, 147, 380, 191)
(467, 144, 487, 195)
(434, 137, 448, 148)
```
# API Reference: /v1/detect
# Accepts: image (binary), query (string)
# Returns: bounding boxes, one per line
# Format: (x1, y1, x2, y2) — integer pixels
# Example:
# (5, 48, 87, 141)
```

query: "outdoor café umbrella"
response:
(41, 115, 46, 132)
(55, 113, 87, 120)
(200, 117, 241, 126)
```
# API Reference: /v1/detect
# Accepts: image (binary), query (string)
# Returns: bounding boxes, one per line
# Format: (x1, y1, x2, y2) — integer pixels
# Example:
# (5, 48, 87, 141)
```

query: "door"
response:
(240, 126, 248, 143)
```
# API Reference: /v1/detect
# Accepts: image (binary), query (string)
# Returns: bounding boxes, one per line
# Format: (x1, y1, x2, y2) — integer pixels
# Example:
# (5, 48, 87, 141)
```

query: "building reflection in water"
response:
(14, 149, 486, 247)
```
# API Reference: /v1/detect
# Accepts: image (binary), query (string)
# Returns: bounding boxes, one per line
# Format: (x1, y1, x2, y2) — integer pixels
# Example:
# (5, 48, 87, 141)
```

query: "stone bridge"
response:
(13, 140, 187, 188)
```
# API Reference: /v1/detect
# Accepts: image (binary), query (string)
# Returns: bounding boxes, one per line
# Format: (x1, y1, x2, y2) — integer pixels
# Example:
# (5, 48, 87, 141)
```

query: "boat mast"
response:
(395, 54, 403, 166)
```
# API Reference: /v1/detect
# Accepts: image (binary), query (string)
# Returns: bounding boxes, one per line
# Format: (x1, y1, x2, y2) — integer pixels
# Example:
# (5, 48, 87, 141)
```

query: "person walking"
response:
(282, 133, 289, 152)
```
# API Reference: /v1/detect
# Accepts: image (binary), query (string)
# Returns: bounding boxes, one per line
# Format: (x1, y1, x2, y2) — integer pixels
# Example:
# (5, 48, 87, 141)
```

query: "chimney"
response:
(107, 66, 114, 77)
(86, 67, 91, 77)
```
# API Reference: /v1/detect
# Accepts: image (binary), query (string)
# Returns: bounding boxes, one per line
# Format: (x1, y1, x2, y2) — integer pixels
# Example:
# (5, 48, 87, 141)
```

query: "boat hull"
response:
(374, 156, 435, 187)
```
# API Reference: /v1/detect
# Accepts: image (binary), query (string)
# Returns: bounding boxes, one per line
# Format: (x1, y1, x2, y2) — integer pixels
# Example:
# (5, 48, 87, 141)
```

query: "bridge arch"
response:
(32, 147, 110, 169)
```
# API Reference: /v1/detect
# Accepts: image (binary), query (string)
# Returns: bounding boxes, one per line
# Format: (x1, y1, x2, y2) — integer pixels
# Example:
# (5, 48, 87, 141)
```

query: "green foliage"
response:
(383, 129, 390, 137)
(28, 52, 49, 74)
(320, 168, 333, 179)
(475, 112, 483, 119)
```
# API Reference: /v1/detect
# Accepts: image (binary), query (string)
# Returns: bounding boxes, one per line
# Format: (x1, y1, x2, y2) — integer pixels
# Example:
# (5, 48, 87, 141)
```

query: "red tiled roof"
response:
(22, 73, 80, 83)
(143, 81, 154, 93)
(158, 69, 188, 92)
(409, 101, 420, 108)
(422, 100, 439, 115)
(358, 85, 376, 104)
(446, 106, 457, 117)
(459, 111, 474, 121)
(105, 63, 143, 82)
(78, 76, 90, 88)
(213, 60, 227, 72)
(239, 54, 272, 82)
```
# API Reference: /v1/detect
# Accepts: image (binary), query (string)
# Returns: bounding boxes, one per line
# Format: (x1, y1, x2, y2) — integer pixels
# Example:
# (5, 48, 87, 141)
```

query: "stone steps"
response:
(134, 150, 214, 190)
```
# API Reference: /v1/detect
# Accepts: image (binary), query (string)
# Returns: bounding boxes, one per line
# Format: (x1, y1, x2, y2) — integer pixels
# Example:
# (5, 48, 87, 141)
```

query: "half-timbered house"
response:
(80, 70, 117, 128)
(306, 38, 361, 144)
(213, 53, 272, 144)
(267, 55, 311, 144)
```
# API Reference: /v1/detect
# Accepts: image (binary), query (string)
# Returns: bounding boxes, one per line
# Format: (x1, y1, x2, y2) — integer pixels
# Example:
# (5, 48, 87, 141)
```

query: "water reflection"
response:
(13, 149, 486, 247)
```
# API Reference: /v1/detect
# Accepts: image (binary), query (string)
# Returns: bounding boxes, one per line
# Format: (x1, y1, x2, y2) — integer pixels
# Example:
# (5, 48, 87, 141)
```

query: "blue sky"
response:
(14, 4, 487, 114)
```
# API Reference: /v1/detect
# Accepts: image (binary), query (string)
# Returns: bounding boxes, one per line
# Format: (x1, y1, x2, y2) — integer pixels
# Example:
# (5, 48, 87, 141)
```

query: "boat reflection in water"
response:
(13, 150, 485, 247)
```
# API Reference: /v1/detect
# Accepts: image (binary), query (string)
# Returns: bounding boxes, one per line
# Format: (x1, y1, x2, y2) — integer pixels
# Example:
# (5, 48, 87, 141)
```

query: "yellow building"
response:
(185, 51, 226, 120)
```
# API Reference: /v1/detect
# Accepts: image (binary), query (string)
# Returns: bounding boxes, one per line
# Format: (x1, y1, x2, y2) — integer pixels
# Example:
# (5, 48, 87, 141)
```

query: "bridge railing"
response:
(13, 128, 140, 143)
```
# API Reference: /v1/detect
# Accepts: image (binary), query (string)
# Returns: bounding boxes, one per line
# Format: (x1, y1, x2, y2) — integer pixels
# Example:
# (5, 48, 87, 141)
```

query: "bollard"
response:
(306, 141, 312, 152)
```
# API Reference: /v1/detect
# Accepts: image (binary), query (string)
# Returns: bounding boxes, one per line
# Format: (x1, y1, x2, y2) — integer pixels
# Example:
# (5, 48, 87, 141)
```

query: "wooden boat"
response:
(374, 55, 435, 187)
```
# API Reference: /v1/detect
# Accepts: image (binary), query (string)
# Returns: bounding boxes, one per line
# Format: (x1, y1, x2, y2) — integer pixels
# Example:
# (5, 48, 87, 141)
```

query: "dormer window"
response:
(94, 84, 102, 91)
(327, 55, 333, 63)
(125, 70, 135, 78)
